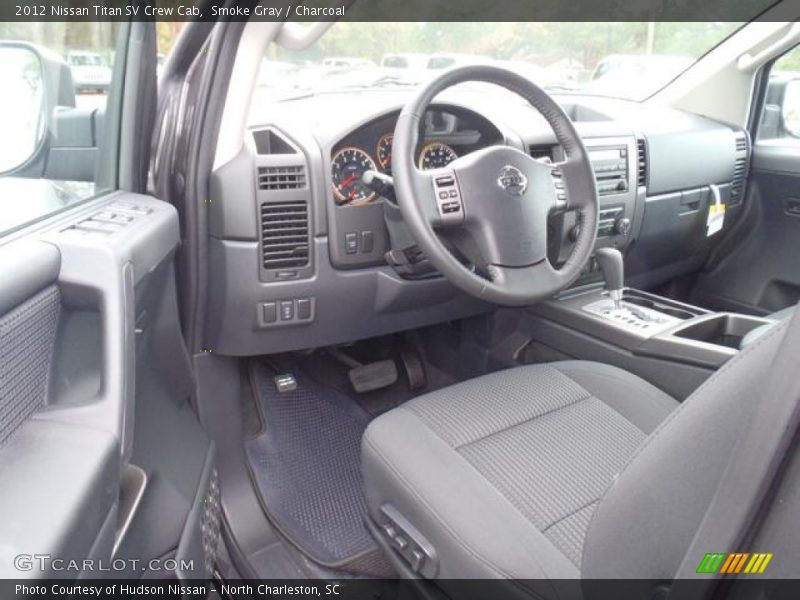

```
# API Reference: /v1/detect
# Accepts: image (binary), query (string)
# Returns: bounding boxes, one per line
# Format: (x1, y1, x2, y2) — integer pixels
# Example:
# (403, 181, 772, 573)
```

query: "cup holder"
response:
(672, 314, 771, 349)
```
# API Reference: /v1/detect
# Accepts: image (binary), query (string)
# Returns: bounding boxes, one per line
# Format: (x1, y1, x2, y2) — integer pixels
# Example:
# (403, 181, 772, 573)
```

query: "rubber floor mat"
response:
(245, 361, 378, 567)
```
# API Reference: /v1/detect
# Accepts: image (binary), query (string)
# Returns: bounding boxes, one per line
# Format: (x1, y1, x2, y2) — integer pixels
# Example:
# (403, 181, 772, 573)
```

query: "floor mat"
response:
(244, 361, 379, 569)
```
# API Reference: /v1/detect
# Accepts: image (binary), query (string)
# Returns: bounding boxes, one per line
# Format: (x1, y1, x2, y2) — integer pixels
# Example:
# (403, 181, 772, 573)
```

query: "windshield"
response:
(68, 53, 104, 67)
(259, 22, 743, 103)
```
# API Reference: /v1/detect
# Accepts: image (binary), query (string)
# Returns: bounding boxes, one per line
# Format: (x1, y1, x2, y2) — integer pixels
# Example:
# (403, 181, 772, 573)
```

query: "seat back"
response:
(582, 314, 792, 584)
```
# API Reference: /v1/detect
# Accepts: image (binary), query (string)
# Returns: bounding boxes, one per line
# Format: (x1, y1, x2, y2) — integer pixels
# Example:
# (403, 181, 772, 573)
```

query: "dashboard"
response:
(329, 107, 503, 206)
(206, 89, 750, 356)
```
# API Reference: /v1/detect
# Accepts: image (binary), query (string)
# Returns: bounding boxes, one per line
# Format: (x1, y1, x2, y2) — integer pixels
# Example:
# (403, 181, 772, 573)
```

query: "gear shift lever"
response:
(595, 247, 624, 310)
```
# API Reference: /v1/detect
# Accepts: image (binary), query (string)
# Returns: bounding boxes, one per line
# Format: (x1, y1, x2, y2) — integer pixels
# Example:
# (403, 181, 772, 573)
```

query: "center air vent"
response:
(257, 166, 307, 191)
(260, 201, 310, 270)
(636, 138, 648, 188)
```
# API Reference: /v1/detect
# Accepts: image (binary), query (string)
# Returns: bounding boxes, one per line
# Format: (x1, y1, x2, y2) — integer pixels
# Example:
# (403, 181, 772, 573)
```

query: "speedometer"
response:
(331, 146, 378, 206)
(418, 142, 458, 170)
(376, 133, 393, 170)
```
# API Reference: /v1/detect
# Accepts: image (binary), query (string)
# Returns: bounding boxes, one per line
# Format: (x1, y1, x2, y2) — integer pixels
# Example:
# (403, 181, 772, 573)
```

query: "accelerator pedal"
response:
(400, 344, 427, 391)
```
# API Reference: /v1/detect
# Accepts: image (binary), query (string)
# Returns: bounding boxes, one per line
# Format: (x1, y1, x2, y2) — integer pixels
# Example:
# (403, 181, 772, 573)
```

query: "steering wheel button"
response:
(431, 170, 465, 224)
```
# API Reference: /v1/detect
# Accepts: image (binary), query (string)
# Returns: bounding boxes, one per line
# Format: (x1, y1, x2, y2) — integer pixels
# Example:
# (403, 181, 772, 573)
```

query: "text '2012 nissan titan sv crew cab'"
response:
(1, 6, 800, 600)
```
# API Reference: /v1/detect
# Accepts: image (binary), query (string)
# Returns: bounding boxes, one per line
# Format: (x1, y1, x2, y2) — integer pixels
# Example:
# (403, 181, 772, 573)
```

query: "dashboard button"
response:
(345, 232, 358, 254)
(361, 230, 374, 253)
(280, 301, 295, 321)
(297, 298, 312, 320)
(263, 302, 277, 323)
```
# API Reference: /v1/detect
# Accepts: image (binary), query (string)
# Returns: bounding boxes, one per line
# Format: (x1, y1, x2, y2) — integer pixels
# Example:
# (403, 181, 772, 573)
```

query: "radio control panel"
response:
(588, 146, 629, 197)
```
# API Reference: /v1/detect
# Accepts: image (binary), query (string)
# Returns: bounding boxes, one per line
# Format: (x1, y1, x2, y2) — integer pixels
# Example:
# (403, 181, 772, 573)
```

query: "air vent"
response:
(530, 145, 554, 161)
(730, 132, 749, 205)
(257, 166, 306, 191)
(260, 201, 310, 270)
(636, 138, 648, 188)
(735, 132, 747, 152)
(730, 156, 747, 205)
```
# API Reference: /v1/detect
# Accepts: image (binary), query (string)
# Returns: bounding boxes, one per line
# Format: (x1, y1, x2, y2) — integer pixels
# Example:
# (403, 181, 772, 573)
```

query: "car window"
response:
(758, 45, 800, 143)
(0, 23, 121, 235)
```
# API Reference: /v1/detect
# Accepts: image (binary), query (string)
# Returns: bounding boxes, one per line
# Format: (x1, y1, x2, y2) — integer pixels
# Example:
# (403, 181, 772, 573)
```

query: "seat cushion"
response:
(361, 361, 677, 590)
(767, 306, 796, 321)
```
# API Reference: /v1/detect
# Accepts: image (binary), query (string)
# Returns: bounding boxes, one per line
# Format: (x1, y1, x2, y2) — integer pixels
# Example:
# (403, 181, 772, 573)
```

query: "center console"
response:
(525, 248, 775, 400)
(546, 136, 640, 269)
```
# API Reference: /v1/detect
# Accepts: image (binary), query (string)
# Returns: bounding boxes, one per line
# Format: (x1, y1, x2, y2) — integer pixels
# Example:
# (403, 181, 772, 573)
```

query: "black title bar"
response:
(2, 0, 787, 22)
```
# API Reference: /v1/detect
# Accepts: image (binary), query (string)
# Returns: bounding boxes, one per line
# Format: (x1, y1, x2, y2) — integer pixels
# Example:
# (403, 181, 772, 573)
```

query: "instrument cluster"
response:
(330, 107, 502, 206)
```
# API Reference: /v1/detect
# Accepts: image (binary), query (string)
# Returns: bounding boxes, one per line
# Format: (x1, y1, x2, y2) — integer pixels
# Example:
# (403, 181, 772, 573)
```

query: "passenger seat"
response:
(740, 306, 795, 348)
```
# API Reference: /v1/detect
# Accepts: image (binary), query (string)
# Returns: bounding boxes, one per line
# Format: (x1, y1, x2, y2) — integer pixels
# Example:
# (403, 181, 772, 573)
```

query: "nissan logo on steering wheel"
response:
(497, 165, 528, 196)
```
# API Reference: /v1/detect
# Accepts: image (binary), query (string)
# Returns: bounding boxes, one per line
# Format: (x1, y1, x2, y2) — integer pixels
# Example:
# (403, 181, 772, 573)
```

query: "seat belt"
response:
(669, 304, 800, 598)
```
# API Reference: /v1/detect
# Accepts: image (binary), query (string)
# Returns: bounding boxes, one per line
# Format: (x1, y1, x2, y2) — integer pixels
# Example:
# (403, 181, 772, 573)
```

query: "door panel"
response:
(0, 20, 221, 581)
(0, 239, 118, 576)
(0, 194, 180, 577)
(692, 145, 800, 314)
(0, 243, 60, 446)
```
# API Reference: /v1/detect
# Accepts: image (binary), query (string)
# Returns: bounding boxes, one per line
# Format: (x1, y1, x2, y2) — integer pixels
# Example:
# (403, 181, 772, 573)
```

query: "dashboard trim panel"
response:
(204, 89, 750, 356)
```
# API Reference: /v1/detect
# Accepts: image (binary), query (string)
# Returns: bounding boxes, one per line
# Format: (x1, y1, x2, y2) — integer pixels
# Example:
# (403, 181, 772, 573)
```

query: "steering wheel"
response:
(392, 65, 598, 306)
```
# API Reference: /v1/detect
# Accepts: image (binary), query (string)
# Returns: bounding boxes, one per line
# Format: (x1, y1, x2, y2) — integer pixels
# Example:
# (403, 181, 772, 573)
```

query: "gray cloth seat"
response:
(766, 306, 796, 321)
(740, 305, 795, 348)
(361, 317, 791, 596)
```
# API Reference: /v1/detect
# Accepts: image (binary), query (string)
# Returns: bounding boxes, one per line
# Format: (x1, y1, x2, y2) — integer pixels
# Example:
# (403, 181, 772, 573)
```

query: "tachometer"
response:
(418, 142, 458, 170)
(376, 133, 393, 170)
(331, 146, 378, 206)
